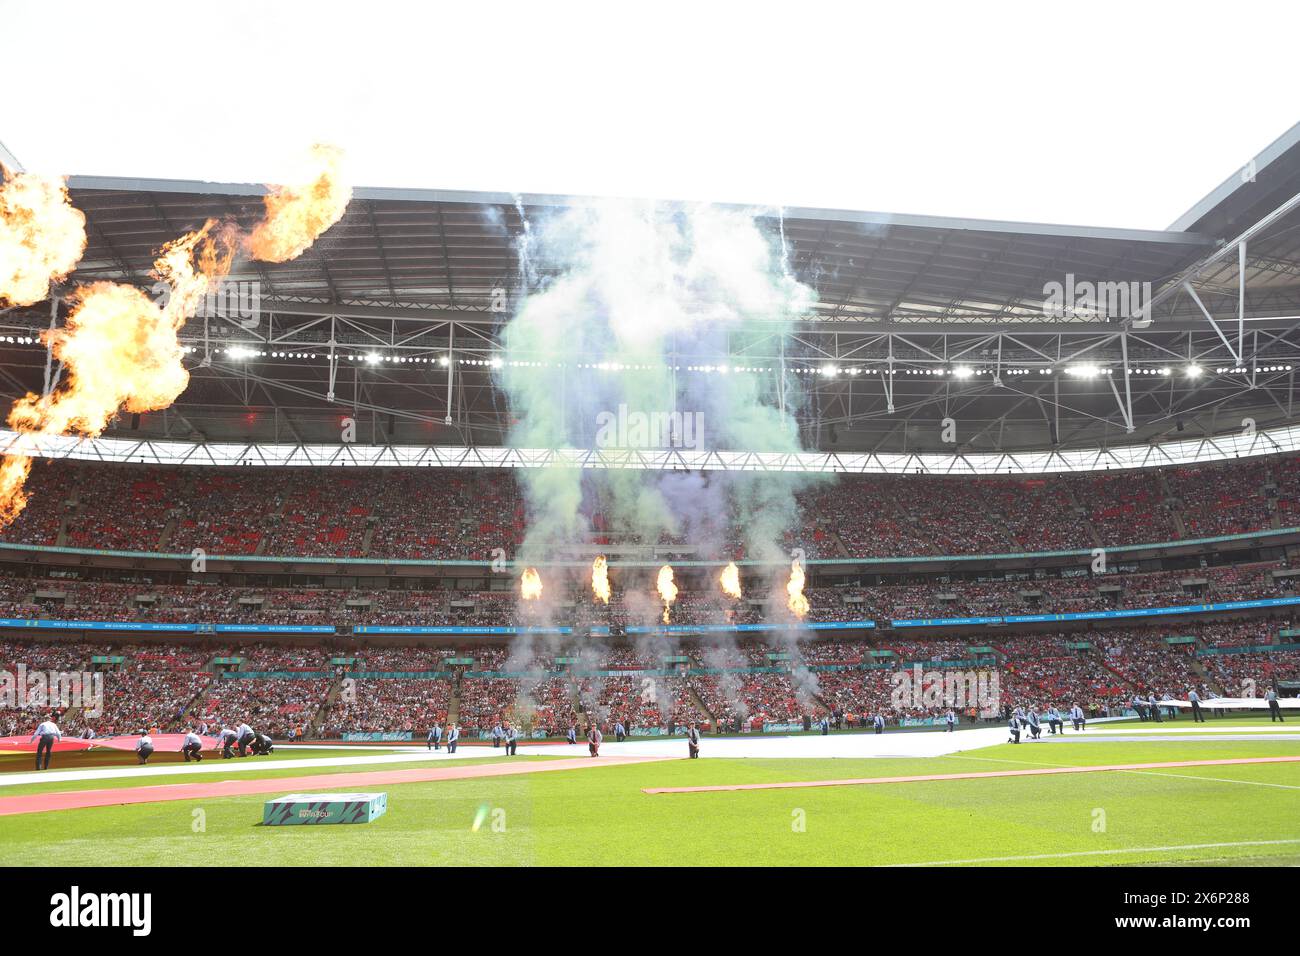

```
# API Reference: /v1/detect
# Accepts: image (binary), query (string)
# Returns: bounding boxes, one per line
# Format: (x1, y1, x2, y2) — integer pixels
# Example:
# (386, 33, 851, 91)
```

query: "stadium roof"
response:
(2, 124, 1300, 460)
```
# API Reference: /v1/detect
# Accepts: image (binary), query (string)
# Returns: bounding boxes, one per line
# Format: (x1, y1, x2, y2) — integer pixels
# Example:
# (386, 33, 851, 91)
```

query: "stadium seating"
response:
(3, 455, 1296, 562)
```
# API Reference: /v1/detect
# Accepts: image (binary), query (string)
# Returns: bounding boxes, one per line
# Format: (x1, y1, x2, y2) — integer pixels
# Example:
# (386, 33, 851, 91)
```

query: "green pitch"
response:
(3, 733, 1298, 867)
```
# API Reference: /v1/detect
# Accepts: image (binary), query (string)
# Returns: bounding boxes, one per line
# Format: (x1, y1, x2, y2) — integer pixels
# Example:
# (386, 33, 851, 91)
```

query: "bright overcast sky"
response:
(3, 0, 1297, 231)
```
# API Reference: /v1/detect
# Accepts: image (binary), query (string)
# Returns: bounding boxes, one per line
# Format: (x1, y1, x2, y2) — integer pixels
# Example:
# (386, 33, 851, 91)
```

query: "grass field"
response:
(2, 724, 1297, 866)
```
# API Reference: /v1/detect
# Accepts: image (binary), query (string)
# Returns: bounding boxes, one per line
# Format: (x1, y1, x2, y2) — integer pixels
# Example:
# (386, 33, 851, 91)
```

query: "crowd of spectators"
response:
(321, 678, 450, 736)
(3, 457, 1296, 567)
(197, 678, 330, 737)
(1, 611, 1297, 740)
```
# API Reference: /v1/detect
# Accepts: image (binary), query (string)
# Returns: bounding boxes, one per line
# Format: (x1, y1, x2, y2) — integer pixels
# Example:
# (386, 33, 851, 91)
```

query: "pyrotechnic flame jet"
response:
(521, 567, 543, 600)
(591, 556, 611, 604)
(0, 146, 352, 528)
(657, 565, 677, 625)
(244, 144, 350, 262)
(719, 561, 742, 599)
(0, 222, 236, 526)
(0, 169, 87, 308)
(786, 559, 810, 619)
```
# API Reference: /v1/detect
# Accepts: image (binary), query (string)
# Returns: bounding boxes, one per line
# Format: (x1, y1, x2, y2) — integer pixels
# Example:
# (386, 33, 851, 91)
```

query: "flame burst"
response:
(520, 567, 543, 600)
(656, 565, 678, 624)
(0, 222, 236, 526)
(0, 454, 32, 527)
(10, 223, 234, 439)
(591, 556, 611, 604)
(719, 561, 742, 599)
(0, 171, 87, 307)
(245, 144, 351, 263)
(0, 147, 351, 528)
(786, 559, 810, 619)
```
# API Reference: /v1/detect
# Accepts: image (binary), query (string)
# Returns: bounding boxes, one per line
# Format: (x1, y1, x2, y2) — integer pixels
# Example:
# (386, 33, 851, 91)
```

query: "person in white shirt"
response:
(1266, 687, 1284, 723)
(135, 732, 155, 765)
(182, 730, 204, 762)
(503, 722, 518, 756)
(587, 723, 602, 757)
(218, 726, 238, 759)
(1045, 707, 1063, 735)
(30, 716, 61, 771)
(236, 723, 255, 757)
(446, 724, 459, 754)
(1070, 704, 1086, 732)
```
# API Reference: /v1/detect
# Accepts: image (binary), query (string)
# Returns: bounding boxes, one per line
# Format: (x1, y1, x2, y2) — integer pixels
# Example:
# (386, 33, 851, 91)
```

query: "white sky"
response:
(3, 0, 1297, 231)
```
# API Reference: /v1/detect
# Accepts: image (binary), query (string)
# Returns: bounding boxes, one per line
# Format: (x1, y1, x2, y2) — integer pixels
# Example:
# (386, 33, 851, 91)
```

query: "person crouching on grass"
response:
(135, 731, 155, 765)
(587, 723, 602, 757)
(182, 729, 204, 762)
(217, 725, 238, 759)
(686, 722, 700, 758)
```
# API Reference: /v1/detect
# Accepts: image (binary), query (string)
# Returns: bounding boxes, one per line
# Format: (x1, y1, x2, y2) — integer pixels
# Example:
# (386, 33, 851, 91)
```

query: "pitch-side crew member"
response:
(30, 715, 61, 771)
(1046, 706, 1063, 735)
(135, 731, 154, 765)
(236, 722, 256, 756)
(503, 721, 517, 755)
(1267, 687, 1285, 722)
(686, 722, 700, 758)
(218, 725, 238, 759)
(446, 723, 459, 754)
(182, 729, 204, 762)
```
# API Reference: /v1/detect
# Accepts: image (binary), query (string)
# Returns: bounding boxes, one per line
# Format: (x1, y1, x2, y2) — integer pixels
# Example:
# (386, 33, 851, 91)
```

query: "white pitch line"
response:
(889, 839, 1300, 867)
(0, 746, 517, 788)
(1081, 725, 1296, 735)
(1118, 768, 1300, 791)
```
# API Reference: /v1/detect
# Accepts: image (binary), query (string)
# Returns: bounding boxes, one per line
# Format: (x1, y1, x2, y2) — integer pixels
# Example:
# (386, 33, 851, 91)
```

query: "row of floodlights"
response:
(31, 343, 1287, 379)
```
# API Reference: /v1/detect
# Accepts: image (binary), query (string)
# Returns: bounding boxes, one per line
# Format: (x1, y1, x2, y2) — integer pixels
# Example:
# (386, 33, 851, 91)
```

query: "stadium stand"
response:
(0, 455, 1298, 741)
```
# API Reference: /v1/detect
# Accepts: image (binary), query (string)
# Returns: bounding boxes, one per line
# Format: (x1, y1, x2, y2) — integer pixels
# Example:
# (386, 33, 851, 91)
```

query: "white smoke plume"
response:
(497, 200, 820, 564)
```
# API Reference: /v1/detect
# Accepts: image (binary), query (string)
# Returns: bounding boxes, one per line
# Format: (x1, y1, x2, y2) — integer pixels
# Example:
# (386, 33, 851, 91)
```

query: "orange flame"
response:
(0, 454, 32, 527)
(0, 148, 351, 528)
(521, 567, 543, 600)
(8, 222, 234, 441)
(591, 556, 611, 604)
(245, 144, 351, 263)
(719, 561, 742, 599)
(786, 559, 810, 619)
(0, 171, 87, 307)
(656, 565, 677, 624)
